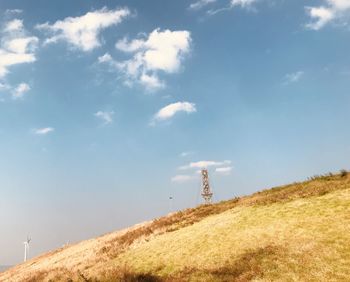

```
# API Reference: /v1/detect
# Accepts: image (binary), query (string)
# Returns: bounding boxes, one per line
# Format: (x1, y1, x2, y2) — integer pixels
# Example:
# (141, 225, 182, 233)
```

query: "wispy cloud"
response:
(171, 174, 196, 183)
(189, 0, 217, 10)
(179, 160, 231, 170)
(173, 160, 232, 182)
(12, 83, 30, 99)
(34, 127, 55, 135)
(99, 29, 191, 91)
(5, 9, 23, 15)
(152, 102, 196, 124)
(180, 151, 194, 157)
(4, 19, 24, 32)
(306, 0, 350, 30)
(94, 110, 114, 125)
(206, 0, 259, 16)
(215, 166, 233, 175)
(36, 7, 130, 51)
(230, 0, 258, 9)
(283, 71, 304, 85)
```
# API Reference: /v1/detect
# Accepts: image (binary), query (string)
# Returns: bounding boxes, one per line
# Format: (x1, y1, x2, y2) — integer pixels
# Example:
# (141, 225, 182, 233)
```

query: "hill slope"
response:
(1, 173, 350, 281)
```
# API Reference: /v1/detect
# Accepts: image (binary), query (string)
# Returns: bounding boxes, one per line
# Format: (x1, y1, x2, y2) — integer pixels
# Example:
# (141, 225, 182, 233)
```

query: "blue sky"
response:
(1, 0, 350, 265)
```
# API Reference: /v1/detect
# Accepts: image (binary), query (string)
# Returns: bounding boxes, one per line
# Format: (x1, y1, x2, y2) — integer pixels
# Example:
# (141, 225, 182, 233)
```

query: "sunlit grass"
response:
(1, 173, 350, 281)
(114, 188, 350, 281)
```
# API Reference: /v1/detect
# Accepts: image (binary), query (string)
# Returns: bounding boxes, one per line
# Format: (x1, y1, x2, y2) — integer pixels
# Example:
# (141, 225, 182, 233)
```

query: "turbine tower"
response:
(201, 169, 213, 204)
(23, 236, 31, 262)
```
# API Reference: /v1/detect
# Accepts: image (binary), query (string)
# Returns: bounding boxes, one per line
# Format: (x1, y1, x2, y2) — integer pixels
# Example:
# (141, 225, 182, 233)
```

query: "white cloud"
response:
(115, 29, 191, 73)
(206, 0, 258, 15)
(215, 166, 233, 175)
(179, 160, 231, 170)
(284, 71, 304, 84)
(116, 37, 145, 52)
(34, 127, 54, 135)
(12, 83, 30, 99)
(94, 110, 114, 124)
(5, 9, 23, 15)
(171, 174, 196, 183)
(100, 28, 191, 91)
(306, 0, 350, 30)
(306, 7, 335, 30)
(231, 0, 258, 9)
(0, 51, 36, 78)
(140, 73, 165, 90)
(36, 7, 130, 51)
(4, 36, 39, 54)
(153, 102, 196, 122)
(4, 19, 24, 32)
(98, 53, 113, 63)
(189, 0, 217, 10)
(0, 19, 38, 78)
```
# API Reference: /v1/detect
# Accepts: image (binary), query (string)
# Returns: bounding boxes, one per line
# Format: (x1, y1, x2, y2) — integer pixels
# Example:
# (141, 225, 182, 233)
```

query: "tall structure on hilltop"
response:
(201, 169, 213, 204)
(23, 236, 31, 262)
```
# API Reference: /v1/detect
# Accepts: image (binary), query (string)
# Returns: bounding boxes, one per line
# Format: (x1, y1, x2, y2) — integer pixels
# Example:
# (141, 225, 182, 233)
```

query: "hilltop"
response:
(1, 172, 350, 281)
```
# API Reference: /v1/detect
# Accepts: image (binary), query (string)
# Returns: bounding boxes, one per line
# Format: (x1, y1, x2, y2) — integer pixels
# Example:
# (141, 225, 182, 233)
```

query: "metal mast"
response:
(201, 169, 213, 204)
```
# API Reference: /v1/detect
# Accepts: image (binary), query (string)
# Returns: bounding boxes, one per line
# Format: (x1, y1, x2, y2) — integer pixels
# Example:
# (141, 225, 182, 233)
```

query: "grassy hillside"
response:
(1, 172, 350, 281)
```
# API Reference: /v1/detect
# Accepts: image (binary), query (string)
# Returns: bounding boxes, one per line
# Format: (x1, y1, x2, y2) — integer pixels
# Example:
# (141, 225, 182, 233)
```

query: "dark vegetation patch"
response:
(99, 265, 162, 282)
(23, 266, 160, 282)
(164, 245, 287, 282)
(98, 245, 286, 282)
(119, 273, 161, 282)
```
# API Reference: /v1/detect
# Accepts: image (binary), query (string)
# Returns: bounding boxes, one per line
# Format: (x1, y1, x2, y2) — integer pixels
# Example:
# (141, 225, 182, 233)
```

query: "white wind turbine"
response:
(23, 236, 31, 262)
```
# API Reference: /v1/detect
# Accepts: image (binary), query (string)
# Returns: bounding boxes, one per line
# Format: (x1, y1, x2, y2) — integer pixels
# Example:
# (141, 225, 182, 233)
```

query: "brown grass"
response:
(23, 267, 89, 282)
(99, 172, 350, 260)
(2, 171, 349, 282)
(162, 245, 286, 282)
(99, 265, 161, 282)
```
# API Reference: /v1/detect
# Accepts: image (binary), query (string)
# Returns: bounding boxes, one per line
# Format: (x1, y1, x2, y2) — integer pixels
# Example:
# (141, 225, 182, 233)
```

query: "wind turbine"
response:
(23, 236, 31, 262)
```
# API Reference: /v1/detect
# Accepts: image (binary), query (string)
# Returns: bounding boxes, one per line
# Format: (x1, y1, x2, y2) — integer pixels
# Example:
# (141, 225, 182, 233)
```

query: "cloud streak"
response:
(152, 102, 196, 124)
(215, 166, 233, 175)
(171, 174, 196, 183)
(34, 127, 55, 135)
(179, 160, 231, 170)
(205, 0, 259, 16)
(230, 0, 258, 8)
(189, 0, 217, 10)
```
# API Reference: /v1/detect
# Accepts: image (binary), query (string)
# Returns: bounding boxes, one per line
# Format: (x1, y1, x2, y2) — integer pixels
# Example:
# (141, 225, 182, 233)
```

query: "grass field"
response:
(1, 172, 350, 281)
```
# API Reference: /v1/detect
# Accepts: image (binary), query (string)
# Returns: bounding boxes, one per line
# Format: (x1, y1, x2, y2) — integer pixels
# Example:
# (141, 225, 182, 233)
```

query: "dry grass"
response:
(1, 172, 350, 282)
(99, 172, 350, 261)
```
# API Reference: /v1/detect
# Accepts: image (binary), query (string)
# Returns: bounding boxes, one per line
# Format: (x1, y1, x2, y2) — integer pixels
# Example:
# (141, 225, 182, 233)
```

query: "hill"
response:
(1, 172, 350, 281)
(0, 266, 12, 274)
